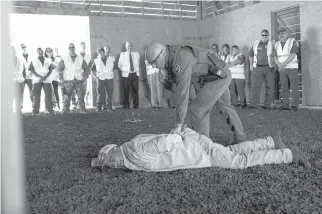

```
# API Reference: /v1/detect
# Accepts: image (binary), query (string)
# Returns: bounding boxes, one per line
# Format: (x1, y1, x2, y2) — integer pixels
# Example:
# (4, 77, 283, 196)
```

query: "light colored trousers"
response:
(196, 133, 293, 169)
(147, 73, 162, 107)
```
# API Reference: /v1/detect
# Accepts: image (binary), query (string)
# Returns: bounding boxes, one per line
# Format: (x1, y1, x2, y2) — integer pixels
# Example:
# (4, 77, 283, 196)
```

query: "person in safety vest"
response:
(274, 27, 300, 111)
(249, 29, 276, 110)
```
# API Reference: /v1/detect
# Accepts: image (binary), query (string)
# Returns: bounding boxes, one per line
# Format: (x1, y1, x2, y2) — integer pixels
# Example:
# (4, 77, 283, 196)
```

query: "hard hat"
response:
(145, 42, 164, 63)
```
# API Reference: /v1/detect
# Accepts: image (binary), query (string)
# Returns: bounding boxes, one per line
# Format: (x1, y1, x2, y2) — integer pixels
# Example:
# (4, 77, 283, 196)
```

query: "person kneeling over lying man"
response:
(92, 127, 310, 171)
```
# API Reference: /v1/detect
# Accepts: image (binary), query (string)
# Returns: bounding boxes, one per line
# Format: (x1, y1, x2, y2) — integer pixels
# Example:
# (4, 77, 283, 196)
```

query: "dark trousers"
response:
(96, 78, 114, 109)
(249, 66, 274, 107)
(229, 79, 246, 106)
(13, 81, 24, 113)
(52, 80, 60, 109)
(22, 79, 33, 104)
(123, 73, 139, 108)
(32, 82, 53, 113)
(280, 68, 300, 107)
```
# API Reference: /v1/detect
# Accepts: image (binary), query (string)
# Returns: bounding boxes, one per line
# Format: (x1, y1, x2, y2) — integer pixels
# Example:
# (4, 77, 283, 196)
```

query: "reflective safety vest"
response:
(275, 38, 298, 69)
(228, 53, 245, 79)
(62, 55, 84, 81)
(21, 54, 33, 79)
(253, 40, 273, 68)
(221, 54, 231, 63)
(94, 56, 115, 80)
(32, 58, 53, 84)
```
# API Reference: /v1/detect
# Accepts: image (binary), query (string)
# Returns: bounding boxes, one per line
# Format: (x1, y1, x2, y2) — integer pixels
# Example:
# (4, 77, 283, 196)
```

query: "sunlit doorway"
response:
(9, 13, 91, 113)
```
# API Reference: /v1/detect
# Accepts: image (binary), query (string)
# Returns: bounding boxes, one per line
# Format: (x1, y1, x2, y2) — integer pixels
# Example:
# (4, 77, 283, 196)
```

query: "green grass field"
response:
(24, 107, 322, 213)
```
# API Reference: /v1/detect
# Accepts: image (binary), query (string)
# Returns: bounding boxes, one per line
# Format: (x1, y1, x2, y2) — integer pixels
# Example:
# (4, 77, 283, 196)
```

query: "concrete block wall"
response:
(201, 1, 322, 106)
(89, 16, 203, 108)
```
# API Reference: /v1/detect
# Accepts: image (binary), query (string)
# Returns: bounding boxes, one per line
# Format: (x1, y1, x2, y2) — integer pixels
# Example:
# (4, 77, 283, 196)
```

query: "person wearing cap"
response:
(248, 29, 275, 110)
(90, 48, 115, 112)
(12, 46, 25, 114)
(71, 42, 92, 109)
(145, 42, 246, 144)
(274, 27, 300, 111)
(227, 45, 247, 108)
(20, 44, 33, 107)
(91, 127, 310, 171)
(118, 41, 140, 109)
(28, 48, 55, 115)
(145, 58, 162, 109)
(57, 43, 89, 114)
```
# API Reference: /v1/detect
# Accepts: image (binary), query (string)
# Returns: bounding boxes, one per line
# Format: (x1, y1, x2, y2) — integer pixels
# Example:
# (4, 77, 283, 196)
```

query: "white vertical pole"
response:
(1, 1, 26, 214)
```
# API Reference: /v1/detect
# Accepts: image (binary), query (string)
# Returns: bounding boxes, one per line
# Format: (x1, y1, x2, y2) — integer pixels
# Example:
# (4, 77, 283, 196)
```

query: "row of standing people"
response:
(209, 27, 300, 111)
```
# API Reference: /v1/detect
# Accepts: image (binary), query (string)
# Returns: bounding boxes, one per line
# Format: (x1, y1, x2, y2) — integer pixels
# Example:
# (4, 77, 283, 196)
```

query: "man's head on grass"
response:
(92, 145, 125, 169)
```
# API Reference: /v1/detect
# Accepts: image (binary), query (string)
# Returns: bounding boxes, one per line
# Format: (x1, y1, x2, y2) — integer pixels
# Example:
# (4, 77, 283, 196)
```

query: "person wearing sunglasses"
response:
(91, 127, 310, 171)
(248, 29, 275, 110)
(28, 48, 55, 115)
(118, 41, 140, 109)
(145, 42, 246, 145)
(20, 44, 34, 108)
(57, 43, 89, 114)
(274, 27, 300, 112)
(45, 47, 62, 111)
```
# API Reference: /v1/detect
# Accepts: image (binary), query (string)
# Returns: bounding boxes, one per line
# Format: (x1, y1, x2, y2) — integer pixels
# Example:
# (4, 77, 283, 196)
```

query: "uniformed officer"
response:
(145, 42, 246, 144)
(248, 29, 275, 110)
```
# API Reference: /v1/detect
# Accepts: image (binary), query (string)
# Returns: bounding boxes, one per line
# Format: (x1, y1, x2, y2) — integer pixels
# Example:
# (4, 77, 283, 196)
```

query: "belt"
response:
(256, 64, 269, 67)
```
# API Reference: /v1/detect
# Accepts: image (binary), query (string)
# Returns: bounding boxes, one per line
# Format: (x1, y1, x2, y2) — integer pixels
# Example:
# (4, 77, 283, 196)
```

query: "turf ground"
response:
(24, 107, 322, 213)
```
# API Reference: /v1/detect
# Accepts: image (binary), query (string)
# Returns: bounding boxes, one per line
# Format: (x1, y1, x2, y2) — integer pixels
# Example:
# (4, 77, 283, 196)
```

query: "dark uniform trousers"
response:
(123, 72, 139, 108)
(97, 78, 114, 109)
(32, 82, 53, 113)
(229, 79, 246, 106)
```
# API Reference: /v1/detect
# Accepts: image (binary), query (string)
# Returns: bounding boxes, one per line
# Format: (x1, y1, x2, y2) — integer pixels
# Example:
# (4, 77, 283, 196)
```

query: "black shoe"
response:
(232, 104, 240, 108)
(262, 106, 271, 110)
(291, 106, 298, 111)
(240, 104, 247, 109)
(151, 106, 158, 109)
(134, 105, 139, 109)
(279, 106, 290, 111)
(96, 108, 102, 112)
(247, 104, 257, 109)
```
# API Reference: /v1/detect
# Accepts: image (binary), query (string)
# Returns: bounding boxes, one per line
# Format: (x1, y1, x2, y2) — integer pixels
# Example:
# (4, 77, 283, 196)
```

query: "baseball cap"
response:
(277, 27, 287, 34)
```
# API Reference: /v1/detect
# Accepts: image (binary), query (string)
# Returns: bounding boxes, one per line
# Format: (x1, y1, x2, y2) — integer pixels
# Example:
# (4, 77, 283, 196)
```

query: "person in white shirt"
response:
(90, 48, 115, 111)
(145, 59, 162, 109)
(227, 45, 247, 108)
(91, 127, 310, 171)
(118, 41, 140, 109)
(12, 46, 25, 114)
(20, 44, 33, 108)
(57, 43, 89, 114)
(71, 42, 92, 109)
(28, 48, 55, 115)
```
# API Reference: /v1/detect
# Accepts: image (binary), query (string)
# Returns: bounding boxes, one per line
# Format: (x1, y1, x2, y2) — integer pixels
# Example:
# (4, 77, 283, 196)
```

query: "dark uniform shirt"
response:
(166, 45, 197, 125)
(249, 40, 269, 66)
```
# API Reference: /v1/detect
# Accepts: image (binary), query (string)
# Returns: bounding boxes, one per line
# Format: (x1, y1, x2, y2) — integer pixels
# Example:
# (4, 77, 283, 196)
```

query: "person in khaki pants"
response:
(145, 59, 162, 109)
(274, 27, 300, 111)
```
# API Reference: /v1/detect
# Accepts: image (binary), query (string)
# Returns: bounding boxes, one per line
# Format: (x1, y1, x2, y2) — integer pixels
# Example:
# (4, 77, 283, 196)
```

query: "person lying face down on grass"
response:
(91, 127, 310, 171)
